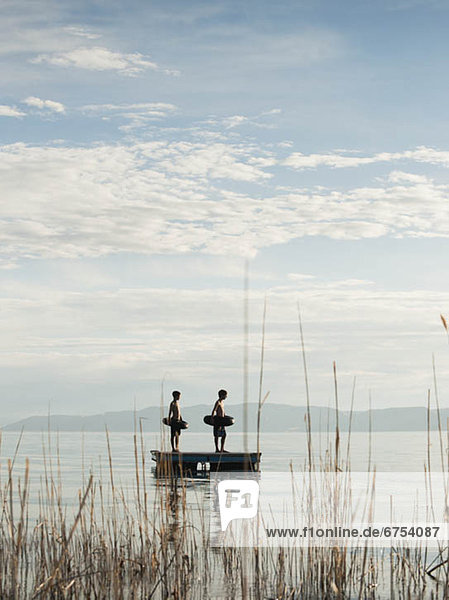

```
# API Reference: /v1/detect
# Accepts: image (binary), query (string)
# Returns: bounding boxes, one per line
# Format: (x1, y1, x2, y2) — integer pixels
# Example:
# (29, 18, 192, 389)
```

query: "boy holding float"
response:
(211, 389, 229, 453)
(168, 390, 182, 452)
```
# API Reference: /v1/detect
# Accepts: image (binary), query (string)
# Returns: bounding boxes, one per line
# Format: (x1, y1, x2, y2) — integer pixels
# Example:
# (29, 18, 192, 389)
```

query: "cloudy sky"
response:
(1, 0, 449, 422)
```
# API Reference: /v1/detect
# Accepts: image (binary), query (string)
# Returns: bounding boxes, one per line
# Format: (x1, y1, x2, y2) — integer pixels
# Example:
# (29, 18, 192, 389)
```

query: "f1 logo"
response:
(217, 479, 259, 531)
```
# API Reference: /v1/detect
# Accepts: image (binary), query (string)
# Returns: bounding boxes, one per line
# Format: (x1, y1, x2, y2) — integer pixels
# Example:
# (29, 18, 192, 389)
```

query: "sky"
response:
(1, 0, 449, 422)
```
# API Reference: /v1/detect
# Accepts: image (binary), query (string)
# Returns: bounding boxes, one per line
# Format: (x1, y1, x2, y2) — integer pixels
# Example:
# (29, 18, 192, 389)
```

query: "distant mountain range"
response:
(2, 403, 448, 432)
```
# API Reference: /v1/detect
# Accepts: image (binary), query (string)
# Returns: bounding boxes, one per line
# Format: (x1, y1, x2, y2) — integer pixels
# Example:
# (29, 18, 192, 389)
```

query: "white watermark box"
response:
(209, 471, 449, 547)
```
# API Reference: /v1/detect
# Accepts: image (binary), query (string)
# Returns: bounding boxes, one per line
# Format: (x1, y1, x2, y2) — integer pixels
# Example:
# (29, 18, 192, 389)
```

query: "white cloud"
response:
(63, 26, 101, 40)
(284, 152, 375, 169)
(0, 278, 447, 415)
(23, 96, 65, 113)
(203, 108, 282, 131)
(222, 115, 248, 129)
(81, 102, 177, 129)
(287, 273, 316, 281)
(0, 105, 25, 118)
(152, 142, 272, 181)
(284, 146, 449, 170)
(0, 142, 449, 264)
(387, 171, 429, 184)
(0, 141, 272, 261)
(83, 102, 176, 116)
(248, 156, 277, 167)
(31, 46, 179, 76)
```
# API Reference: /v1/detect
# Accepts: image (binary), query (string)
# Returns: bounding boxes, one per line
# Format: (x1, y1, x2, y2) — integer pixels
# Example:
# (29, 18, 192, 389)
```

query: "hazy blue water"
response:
(0, 429, 447, 512)
(0, 430, 445, 598)
(1, 429, 448, 476)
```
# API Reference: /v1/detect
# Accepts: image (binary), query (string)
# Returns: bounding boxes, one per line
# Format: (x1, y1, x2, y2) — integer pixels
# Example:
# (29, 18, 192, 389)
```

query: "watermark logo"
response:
(211, 472, 449, 547)
(217, 479, 259, 531)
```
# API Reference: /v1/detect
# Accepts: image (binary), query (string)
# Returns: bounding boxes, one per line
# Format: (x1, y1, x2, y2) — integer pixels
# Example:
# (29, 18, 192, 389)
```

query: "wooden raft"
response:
(151, 450, 261, 473)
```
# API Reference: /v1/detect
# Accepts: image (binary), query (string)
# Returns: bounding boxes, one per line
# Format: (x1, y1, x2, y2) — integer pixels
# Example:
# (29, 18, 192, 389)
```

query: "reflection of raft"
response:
(162, 417, 189, 429)
(203, 415, 235, 427)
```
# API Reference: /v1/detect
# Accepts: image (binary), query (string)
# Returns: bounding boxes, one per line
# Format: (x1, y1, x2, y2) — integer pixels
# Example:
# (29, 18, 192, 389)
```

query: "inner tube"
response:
(203, 415, 235, 427)
(162, 417, 189, 430)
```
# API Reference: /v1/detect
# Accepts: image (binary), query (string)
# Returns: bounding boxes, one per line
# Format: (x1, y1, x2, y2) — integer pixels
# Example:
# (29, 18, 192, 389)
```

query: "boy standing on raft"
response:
(168, 390, 182, 452)
(211, 389, 228, 453)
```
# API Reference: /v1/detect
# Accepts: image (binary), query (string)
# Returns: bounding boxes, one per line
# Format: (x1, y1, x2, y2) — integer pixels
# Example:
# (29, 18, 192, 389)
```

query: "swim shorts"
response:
(213, 425, 226, 437)
(170, 420, 182, 434)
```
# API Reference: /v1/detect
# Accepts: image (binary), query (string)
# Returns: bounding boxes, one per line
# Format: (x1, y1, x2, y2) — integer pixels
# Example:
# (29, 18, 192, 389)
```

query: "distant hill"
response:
(2, 403, 448, 432)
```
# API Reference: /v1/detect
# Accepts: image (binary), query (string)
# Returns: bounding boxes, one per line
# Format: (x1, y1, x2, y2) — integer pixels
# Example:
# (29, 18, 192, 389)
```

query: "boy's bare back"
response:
(213, 400, 225, 418)
(170, 399, 181, 421)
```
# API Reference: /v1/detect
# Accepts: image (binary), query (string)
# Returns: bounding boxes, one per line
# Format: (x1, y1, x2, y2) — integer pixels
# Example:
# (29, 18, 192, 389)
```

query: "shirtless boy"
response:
(168, 390, 182, 452)
(211, 389, 228, 453)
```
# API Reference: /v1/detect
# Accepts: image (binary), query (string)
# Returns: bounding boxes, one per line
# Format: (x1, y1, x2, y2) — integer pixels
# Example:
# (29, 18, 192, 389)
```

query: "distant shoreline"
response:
(2, 403, 446, 432)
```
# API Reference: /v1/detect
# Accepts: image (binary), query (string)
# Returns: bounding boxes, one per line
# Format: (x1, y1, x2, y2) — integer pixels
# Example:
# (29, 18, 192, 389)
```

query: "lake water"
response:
(1, 429, 447, 511)
(1, 430, 446, 598)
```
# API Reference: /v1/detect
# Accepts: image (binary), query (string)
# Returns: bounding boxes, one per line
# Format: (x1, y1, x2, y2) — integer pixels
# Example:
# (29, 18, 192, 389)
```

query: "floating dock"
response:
(151, 450, 261, 473)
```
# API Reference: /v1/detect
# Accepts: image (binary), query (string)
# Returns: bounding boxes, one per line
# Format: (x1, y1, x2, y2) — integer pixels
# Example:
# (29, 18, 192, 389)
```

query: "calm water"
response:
(0, 429, 447, 510)
(0, 430, 445, 598)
